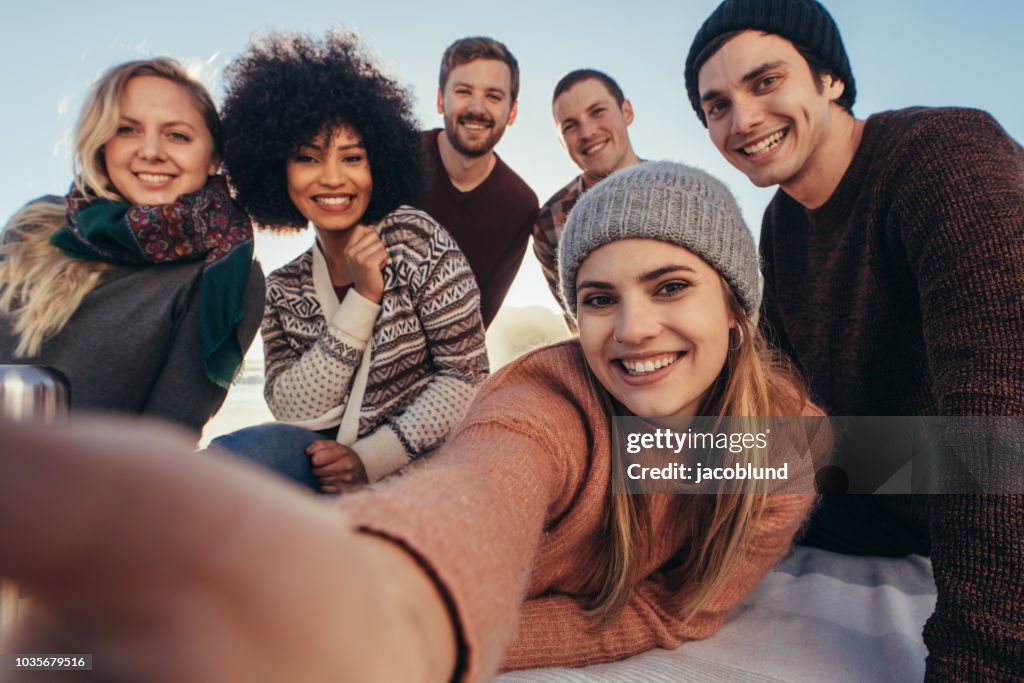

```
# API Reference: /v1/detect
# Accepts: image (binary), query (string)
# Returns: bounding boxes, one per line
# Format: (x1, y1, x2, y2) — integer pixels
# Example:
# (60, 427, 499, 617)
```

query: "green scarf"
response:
(53, 176, 255, 388)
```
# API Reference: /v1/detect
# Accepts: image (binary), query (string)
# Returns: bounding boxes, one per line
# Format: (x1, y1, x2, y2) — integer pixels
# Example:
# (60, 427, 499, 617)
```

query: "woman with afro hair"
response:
(212, 31, 489, 492)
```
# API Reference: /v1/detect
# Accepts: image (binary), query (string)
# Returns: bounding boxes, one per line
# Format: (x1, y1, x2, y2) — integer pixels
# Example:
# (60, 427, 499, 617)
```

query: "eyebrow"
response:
(576, 264, 698, 292)
(639, 264, 697, 282)
(453, 81, 507, 96)
(700, 60, 787, 103)
(298, 141, 365, 152)
(741, 60, 786, 84)
(576, 278, 613, 291)
(559, 114, 578, 128)
(118, 116, 199, 132)
(557, 97, 613, 126)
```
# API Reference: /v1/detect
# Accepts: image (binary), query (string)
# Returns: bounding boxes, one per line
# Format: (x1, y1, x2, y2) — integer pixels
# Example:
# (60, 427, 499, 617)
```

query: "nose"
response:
(136, 132, 166, 161)
(578, 117, 598, 142)
(730, 95, 765, 136)
(613, 296, 659, 345)
(465, 93, 484, 113)
(318, 160, 348, 187)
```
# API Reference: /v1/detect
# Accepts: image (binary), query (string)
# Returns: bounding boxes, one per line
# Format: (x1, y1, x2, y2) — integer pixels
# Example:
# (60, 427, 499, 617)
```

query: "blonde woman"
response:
(0, 58, 264, 436)
(1, 163, 824, 681)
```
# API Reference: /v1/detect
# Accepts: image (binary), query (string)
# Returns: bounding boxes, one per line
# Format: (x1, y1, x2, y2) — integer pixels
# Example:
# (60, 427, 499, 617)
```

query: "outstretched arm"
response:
(0, 417, 454, 683)
(500, 493, 813, 670)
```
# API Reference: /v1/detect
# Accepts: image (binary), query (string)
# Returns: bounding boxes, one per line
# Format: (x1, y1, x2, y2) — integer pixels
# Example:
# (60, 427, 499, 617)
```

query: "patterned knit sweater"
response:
(760, 107, 1024, 681)
(339, 341, 819, 682)
(262, 206, 489, 482)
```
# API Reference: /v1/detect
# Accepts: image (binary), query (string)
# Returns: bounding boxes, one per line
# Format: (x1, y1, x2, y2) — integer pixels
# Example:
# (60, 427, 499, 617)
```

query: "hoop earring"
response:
(728, 326, 743, 352)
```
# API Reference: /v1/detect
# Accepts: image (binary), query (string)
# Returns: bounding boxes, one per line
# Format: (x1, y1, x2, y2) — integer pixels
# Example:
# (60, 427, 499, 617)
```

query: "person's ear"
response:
(506, 100, 519, 127)
(824, 74, 845, 103)
(436, 89, 444, 115)
(622, 99, 635, 126)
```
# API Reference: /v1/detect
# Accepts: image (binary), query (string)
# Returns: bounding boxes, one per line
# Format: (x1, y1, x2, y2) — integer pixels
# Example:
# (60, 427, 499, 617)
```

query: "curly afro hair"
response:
(221, 31, 423, 232)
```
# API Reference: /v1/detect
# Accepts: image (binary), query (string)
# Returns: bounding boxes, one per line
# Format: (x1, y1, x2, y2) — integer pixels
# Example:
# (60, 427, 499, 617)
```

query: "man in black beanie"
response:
(685, 0, 1024, 680)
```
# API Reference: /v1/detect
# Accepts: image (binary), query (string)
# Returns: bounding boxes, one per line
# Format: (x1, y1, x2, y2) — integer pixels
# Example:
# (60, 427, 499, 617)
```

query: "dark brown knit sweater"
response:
(760, 107, 1024, 681)
(417, 130, 538, 328)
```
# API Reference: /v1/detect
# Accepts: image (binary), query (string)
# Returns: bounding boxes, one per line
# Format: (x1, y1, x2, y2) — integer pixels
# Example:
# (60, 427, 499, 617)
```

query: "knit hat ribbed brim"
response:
(558, 162, 759, 319)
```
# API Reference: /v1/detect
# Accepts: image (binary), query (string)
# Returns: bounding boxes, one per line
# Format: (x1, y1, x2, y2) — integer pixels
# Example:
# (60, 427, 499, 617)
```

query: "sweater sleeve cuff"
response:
(353, 426, 410, 483)
(329, 290, 380, 345)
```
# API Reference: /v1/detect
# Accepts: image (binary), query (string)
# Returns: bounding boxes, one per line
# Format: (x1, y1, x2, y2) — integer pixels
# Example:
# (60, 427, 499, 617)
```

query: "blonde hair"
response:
(584, 280, 805, 624)
(0, 58, 220, 356)
(0, 203, 113, 356)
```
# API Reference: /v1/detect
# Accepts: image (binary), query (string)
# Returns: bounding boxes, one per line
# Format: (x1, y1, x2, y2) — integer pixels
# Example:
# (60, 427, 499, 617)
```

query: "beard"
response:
(443, 111, 507, 158)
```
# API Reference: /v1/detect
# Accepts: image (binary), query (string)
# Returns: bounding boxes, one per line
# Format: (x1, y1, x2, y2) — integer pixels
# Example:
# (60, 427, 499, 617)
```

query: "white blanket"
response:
(500, 547, 935, 682)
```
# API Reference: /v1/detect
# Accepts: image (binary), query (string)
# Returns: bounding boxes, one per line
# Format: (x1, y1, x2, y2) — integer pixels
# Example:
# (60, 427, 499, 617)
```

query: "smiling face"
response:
(437, 58, 517, 158)
(554, 78, 639, 183)
(697, 30, 846, 196)
(576, 238, 735, 418)
(285, 126, 373, 233)
(102, 75, 218, 206)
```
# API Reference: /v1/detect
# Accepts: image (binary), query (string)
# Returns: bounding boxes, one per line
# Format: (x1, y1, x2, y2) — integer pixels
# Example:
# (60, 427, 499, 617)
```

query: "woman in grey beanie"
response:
(553, 160, 821, 629)
(0, 162, 825, 681)
(559, 161, 765, 422)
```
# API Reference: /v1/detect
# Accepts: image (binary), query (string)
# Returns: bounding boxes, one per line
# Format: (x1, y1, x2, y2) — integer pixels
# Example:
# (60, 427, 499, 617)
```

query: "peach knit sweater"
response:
(338, 340, 818, 682)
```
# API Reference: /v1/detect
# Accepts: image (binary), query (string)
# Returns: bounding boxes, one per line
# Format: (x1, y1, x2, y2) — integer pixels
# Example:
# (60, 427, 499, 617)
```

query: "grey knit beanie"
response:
(558, 161, 759, 319)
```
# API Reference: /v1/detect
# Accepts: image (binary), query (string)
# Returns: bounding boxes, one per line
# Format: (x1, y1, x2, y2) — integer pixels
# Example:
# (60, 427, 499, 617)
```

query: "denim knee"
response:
(210, 423, 324, 491)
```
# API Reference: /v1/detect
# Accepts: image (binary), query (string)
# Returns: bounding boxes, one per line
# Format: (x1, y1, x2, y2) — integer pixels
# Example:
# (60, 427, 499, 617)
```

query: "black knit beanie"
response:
(684, 0, 855, 126)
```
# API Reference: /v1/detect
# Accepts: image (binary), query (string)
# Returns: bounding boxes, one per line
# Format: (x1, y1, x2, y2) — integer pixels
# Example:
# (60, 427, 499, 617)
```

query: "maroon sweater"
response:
(417, 130, 538, 327)
(760, 107, 1024, 681)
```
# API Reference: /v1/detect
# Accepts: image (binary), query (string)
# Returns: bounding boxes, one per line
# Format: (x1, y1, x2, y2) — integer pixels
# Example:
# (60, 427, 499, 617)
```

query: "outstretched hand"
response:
(0, 417, 454, 683)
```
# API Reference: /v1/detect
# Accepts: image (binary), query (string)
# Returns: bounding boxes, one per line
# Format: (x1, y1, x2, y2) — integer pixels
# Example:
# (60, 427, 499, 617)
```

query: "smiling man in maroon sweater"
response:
(418, 36, 538, 328)
(686, 0, 1024, 679)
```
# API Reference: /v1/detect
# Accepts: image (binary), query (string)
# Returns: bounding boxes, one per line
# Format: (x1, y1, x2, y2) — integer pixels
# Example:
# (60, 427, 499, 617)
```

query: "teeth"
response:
(137, 173, 173, 183)
(463, 122, 489, 130)
(743, 130, 785, 155)
(315, 196, 352, 206)
(582, 140, 607, 156)
(621, 353, 680, 375)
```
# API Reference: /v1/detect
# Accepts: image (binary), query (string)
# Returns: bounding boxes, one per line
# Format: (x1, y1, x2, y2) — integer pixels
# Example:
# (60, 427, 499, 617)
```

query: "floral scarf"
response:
(52, 175, 255, 388)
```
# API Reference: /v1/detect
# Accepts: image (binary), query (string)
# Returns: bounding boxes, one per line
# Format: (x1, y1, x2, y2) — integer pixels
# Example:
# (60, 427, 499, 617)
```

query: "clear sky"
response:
(3, 0, 1021, 314)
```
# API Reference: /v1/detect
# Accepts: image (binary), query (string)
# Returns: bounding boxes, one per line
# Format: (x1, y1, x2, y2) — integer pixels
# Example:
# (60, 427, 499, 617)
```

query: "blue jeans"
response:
(210, 423, 337, 491)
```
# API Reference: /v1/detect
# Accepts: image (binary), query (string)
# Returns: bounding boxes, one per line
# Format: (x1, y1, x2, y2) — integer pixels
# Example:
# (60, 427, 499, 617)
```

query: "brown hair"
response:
(552, 69, 625, 107)
(438, 36, 519, 101)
